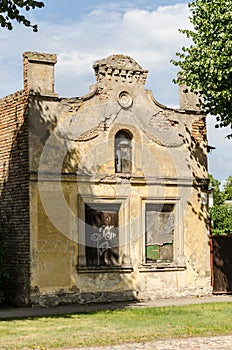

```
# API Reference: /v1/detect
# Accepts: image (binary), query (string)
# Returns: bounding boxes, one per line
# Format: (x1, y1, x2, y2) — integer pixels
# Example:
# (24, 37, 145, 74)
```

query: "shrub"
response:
(210, 204, 232, 235)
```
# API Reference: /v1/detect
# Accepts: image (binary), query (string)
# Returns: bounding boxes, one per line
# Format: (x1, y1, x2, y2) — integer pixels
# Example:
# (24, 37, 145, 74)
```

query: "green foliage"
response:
(0, 0, 44, 31)
(210, 204, 232, 235)
(208, 174, 224, 205)
(209, 174, 232, 235)
(224, 176, 232, 200)
(172, 0, 232, 136)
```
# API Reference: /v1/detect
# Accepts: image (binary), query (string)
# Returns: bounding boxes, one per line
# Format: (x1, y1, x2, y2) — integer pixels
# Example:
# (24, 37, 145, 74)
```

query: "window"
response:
(85, 203, 120, 266)
(145, 203, 175, 263)
(115, 131, 132, 173)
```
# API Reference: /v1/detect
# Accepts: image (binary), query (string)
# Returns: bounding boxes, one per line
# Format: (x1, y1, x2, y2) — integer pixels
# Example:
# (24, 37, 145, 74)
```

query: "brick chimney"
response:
(23, 51, 57, 96)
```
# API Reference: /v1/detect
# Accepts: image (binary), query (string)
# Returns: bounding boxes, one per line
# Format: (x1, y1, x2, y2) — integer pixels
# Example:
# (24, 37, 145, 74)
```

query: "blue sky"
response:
(34, 0, 190, 20)
(0, 0, 231, 182)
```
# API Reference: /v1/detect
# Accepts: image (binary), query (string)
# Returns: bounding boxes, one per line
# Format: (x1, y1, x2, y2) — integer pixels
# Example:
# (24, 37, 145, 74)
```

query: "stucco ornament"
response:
(93, 54, 149, 87)
(117, 91, 133, 108)
(38, 54, 193, 248)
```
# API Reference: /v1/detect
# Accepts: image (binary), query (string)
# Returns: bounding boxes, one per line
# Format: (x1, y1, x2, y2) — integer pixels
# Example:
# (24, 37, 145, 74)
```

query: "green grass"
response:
(0, 303, 232, 349)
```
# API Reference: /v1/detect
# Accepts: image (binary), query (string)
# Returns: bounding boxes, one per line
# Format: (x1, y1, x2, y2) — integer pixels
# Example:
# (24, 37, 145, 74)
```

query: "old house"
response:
(0, 52, 212, 306)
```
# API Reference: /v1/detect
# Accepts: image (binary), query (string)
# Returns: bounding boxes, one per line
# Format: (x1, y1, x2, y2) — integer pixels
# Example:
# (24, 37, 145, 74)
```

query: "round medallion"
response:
(117, 91, 133, 108)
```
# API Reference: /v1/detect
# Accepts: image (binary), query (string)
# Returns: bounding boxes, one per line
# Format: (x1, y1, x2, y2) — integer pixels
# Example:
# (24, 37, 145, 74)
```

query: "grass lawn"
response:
(0, 302, 232, 349)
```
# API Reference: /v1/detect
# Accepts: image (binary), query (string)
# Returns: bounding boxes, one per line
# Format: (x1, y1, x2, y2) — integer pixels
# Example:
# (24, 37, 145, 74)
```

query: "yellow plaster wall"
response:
(30, 181, 78, 294)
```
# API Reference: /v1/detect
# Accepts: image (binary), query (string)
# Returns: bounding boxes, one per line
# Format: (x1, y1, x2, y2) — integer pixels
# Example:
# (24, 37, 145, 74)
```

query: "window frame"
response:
(140, 197, 186, 270)
(145, 203, 175, 263)
(85, 203, 120, 267)
(115, 130, 132, 174)
(77, 196, 132, 271)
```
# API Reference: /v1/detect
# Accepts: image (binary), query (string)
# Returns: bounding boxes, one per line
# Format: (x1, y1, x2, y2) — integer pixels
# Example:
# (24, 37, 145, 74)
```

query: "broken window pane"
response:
(146, 204, 174, 262)
(85, 204, 120, 267)
(115, 131, 132, 173)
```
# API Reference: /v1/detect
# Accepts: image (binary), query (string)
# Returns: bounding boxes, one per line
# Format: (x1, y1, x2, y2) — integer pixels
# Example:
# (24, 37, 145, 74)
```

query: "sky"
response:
(0, 0, 231, 182)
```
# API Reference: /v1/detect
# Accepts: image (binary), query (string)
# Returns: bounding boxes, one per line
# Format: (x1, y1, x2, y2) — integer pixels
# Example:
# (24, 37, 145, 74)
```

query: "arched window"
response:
(115, 131, 132, 173)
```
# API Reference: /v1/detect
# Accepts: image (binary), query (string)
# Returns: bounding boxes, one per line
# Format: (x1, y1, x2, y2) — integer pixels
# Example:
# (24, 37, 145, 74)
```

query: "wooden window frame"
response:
(140, 197, 186, 270)
(85, 203, 120, 267)
(145, 203, 175, 263)
(77, 196, 132, 271)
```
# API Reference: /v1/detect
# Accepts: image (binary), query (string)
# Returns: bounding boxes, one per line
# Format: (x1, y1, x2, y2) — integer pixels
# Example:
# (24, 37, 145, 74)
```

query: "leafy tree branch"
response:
(209, 174, 232, 235)
(172, 0, 232, 137)
(0, 0, 44, 31)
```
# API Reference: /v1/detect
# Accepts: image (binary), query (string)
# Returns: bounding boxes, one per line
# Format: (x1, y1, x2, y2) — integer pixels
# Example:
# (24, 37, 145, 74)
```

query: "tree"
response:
(172, 0, 232, 136)
(209, 174, 232, 235)
(0, 0, 44, 31)
(223, 176, 232, 200)
(208, 174, 224, 205)
(210, 204, 232, 235)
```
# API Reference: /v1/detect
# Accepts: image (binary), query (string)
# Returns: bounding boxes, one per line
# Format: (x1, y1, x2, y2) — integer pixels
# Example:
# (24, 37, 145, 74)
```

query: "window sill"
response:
(138, 263, 186, 272)
(77, 265, 133, 274)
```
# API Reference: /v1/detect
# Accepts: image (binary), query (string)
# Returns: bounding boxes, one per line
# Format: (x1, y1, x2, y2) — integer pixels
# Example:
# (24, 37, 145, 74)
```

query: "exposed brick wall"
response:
(191, 117, 207, 143)
(0, 90, 30, 305)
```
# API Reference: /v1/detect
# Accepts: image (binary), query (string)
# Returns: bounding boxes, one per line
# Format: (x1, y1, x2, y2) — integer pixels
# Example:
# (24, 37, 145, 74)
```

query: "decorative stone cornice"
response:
(93, 54, 148, 88)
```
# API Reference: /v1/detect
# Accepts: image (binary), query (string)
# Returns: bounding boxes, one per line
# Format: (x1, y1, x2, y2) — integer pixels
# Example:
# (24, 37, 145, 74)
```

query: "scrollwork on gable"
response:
(142, 128, 184, 148)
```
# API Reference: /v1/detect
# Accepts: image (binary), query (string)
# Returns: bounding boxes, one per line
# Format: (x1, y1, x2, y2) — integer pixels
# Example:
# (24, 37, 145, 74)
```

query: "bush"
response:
(210, 204, 232, 235)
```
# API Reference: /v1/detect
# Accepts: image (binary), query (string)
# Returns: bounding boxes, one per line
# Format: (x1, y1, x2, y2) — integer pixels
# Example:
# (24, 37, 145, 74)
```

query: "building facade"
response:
(0, 52, 212, 306)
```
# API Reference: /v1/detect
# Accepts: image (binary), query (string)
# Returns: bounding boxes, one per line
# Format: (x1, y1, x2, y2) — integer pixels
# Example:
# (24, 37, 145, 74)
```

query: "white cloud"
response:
(0, 2, 190, 102)
(0, 1, 230, 180)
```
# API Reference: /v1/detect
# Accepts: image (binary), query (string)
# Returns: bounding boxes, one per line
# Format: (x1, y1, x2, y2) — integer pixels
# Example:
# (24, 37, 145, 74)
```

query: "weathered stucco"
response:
(1, 51, 212, 306)
(26, 52, 212, 306)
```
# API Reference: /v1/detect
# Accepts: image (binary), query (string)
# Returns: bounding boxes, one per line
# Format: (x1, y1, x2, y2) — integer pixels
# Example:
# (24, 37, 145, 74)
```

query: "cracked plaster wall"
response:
(25, 52, 211, 305)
